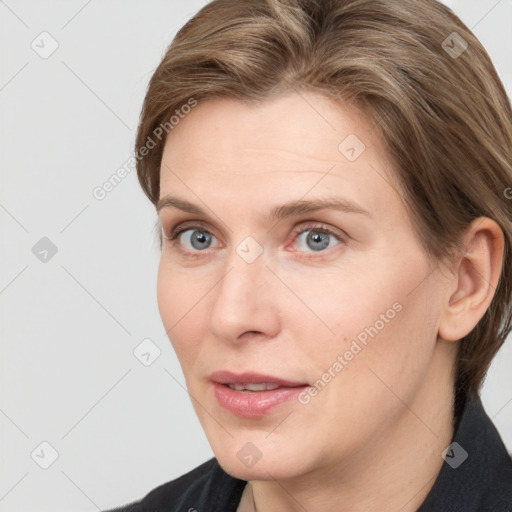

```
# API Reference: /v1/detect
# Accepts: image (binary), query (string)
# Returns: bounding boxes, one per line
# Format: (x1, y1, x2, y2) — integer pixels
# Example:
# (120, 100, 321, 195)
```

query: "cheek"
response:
(276, 255, 403, 355)
(274, 291, 440, 469)
(156, 261, 206, 368)
(331, 270, 441, 414)
(287, 248, 439, 391)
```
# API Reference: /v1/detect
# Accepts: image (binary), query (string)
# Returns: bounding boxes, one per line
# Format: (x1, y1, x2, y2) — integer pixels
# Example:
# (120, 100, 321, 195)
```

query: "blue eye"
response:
(172, 227, 219, 251)
(294, 228, 341, 252)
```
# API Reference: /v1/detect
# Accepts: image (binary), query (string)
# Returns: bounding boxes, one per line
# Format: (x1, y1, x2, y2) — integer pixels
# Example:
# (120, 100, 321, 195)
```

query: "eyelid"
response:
(286, 221, 345, 253)
(289, 221, 345, 240)
(165, 220, 222, 250)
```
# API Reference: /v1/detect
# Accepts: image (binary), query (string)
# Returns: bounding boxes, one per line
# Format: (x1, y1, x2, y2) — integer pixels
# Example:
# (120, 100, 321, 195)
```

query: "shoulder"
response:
(458, 396, 512, 506)
(103, 457, 245, 512)
(418, 396, 512, 511)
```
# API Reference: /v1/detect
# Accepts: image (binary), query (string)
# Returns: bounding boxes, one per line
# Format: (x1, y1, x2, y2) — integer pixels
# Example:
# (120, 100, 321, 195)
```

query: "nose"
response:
(208, 245, 281, 344)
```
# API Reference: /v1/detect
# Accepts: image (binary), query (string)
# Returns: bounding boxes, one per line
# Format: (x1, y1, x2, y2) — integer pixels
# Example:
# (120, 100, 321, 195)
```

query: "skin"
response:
(156, 91, 504, 512)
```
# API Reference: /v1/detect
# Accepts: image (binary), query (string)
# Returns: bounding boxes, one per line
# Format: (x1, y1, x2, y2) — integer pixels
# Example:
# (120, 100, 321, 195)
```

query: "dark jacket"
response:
(105, 396, 512, 511)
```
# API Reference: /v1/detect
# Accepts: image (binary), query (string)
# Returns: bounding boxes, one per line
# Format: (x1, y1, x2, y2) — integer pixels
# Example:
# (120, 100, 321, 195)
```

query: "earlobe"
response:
(438, 217, 504, 342)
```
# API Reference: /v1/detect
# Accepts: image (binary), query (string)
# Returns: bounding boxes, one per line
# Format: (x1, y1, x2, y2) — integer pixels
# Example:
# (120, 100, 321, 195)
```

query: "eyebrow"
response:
(156, 195, 371, 222)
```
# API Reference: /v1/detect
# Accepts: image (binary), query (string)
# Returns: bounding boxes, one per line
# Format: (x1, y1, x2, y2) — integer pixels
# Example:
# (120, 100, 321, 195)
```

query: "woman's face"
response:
(157, 91, 454, 481)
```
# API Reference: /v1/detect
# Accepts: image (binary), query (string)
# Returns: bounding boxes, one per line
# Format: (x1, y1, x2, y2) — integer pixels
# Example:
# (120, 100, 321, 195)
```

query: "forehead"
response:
(162, 91, 378, 169)
(159, 91, 405, 224)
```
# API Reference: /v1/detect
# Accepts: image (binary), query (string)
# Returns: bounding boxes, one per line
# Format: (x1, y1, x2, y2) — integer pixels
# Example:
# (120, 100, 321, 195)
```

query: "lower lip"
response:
(212, 382, 308, 417)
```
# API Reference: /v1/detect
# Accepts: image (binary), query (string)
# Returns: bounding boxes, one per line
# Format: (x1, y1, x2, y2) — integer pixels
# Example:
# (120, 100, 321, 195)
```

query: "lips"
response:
(210, 370, 309, 417)
(210, 370, 307, 388)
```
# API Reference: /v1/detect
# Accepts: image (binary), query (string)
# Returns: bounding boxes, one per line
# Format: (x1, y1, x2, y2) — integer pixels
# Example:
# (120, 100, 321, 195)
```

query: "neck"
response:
(240, 344, 457, 512)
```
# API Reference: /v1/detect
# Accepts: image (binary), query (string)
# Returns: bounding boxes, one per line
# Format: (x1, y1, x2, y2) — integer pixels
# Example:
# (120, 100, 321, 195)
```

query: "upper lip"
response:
(210, 370, 308, 387)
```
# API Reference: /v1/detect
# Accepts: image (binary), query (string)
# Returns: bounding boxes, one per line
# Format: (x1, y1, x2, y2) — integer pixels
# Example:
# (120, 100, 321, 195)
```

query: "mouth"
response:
(225, 382, 284, 392)
(209, 370, 310, 417)
(210, 370, 308, 387)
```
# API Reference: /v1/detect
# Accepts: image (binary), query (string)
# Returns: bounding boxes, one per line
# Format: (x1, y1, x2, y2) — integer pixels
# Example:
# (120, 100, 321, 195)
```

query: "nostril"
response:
(240, 331, 262, 339)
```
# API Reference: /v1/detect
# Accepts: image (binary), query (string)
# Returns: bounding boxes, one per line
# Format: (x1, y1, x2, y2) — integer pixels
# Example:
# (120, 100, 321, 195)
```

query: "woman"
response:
(107, 0, 512, 510)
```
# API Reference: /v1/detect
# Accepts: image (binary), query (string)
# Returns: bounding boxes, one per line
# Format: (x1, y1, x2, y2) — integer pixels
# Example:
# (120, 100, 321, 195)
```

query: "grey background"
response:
(1, 1, 511, 510)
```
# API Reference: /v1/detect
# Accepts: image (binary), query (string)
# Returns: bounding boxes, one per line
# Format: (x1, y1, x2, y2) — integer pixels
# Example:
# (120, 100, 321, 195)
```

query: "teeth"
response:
(228, 383, 281, 392)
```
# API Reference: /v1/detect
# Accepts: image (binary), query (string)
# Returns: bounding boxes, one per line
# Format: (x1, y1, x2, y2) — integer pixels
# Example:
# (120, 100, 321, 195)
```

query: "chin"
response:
(213, 440, 312, 482)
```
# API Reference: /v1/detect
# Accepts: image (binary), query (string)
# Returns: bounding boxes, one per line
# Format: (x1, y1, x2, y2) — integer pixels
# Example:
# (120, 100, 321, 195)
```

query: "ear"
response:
(438, 217, 504, 342)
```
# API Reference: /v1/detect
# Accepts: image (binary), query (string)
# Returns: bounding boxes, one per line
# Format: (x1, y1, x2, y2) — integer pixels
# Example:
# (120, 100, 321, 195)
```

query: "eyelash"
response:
(164, 221, 345, 256)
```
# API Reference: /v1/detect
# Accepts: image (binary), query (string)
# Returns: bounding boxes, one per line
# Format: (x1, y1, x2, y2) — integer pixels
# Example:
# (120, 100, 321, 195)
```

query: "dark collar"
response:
(418, 395, 512, 511)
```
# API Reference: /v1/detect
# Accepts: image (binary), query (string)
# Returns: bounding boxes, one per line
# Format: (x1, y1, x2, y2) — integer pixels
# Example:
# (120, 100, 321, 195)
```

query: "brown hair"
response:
(135, 0, 512, 414)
